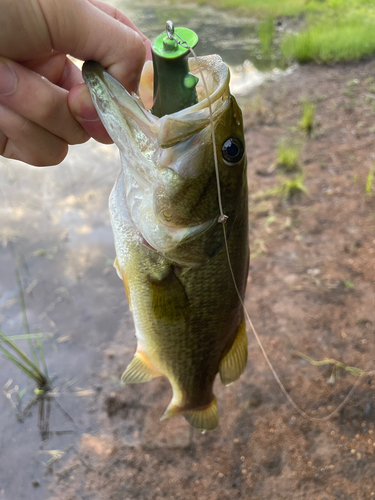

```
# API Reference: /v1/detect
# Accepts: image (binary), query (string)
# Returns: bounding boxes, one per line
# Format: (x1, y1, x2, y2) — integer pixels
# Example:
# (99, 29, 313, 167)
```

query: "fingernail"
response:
(77, 91, 100, 122)
(0, 61, 17, 96)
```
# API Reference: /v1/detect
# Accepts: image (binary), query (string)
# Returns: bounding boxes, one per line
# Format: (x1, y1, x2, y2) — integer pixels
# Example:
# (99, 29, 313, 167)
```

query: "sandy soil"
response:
(1, 60, 375, 500)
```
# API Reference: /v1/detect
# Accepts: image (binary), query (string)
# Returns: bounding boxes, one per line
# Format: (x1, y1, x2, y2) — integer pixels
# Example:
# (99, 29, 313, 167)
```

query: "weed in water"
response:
(276, 140, 300, 172)
(299, 99, 316, 136)
(0, 268, 50, 392)
(0, 330, 49, 390)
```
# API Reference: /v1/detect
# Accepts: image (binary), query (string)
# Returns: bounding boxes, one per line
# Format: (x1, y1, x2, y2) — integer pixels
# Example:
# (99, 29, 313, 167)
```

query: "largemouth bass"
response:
(83, 55, 249, 431)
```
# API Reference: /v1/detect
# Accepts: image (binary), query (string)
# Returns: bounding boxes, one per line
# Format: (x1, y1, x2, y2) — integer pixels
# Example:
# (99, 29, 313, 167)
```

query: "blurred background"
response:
(1, 1, 375, 499)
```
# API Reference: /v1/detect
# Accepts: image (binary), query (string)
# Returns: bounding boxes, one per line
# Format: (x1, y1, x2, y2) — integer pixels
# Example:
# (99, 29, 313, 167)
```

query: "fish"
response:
(82, 54, 249, 431)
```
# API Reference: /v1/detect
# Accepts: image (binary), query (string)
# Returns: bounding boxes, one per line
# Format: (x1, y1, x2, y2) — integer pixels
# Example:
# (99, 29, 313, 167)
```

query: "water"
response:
(111, 0, 291, 94)
(113, 0, 286, 67)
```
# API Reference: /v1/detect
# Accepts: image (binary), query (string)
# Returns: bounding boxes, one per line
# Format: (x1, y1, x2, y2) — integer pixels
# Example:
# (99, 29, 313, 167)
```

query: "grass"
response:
(258, 17, 274, 55)
(342, 279, 355, 289)
(366, 166, 374, 196)
(0, 331, 49, 390)
(282, 17, 375, 64)
(272, 176, 308, 200)
(186, 0, 375, 65)
(194, 0, 323, 16)
(291, 350, 366, 385)
(0, 267, 50, 393)
(299, 100, 316, 136)
(276, 141, 300, 172)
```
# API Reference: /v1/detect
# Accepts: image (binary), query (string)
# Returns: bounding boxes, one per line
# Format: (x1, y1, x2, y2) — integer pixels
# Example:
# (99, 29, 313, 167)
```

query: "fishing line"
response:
(168, 23, 363, 423)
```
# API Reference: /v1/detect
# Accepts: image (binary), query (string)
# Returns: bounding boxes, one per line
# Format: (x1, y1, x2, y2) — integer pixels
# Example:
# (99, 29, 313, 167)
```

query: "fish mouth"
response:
(83, 57, 231, 266)
(82, 56, 230, 149)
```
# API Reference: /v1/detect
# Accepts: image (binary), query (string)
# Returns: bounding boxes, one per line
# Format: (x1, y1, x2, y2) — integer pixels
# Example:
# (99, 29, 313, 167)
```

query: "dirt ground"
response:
(2, 60, 375, 499)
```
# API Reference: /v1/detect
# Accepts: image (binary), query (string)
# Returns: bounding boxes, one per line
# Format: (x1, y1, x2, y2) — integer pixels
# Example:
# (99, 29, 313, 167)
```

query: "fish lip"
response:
(82, 60, 156, 130)
(82, 61, 105, 87)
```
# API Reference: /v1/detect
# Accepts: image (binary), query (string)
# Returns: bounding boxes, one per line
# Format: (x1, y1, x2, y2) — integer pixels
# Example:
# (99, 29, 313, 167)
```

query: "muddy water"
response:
(0, 143, 125, 499)
(0, 4, 287, 500)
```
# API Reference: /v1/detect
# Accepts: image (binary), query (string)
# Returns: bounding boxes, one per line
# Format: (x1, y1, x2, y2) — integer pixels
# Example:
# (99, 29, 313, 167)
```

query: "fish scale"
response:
(83, 43, 249, 431)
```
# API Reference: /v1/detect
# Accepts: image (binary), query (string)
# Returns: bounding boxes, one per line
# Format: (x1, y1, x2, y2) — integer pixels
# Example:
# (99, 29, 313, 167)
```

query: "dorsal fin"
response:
(219, 318, 248, 386)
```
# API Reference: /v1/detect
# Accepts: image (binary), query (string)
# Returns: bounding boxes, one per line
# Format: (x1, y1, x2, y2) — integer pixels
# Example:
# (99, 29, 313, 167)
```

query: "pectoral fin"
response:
(149, 267, 190, 323)
(121, 352, 161, 384)
(113, 257, 122, 279)
(219, 318, 248, 386)
(114, 257, 132, 311)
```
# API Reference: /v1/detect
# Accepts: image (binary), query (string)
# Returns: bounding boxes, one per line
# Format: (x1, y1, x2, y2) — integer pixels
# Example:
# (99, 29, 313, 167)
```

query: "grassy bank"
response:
(196, 0, 375, 63)
(282, 13, 375, 63)
(196, 0, 319, 16)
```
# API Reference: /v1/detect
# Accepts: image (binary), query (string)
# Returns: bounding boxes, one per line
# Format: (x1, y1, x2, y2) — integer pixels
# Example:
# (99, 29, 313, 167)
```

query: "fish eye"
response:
(221, 137, 244, 164)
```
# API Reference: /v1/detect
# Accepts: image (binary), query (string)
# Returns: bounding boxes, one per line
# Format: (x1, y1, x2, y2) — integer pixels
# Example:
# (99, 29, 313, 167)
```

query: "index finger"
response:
(39, 0, 149, 93)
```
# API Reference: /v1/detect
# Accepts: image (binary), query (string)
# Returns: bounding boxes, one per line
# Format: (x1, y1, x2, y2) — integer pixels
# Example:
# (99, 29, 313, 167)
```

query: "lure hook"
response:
(166, 20, 174, 39)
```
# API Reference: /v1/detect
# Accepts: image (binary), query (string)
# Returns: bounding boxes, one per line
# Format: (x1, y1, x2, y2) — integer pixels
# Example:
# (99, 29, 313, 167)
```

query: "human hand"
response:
(0, 0, 151, 166)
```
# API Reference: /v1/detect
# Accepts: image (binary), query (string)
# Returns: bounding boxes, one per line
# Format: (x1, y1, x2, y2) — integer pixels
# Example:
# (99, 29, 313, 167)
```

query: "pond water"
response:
(112, 0, 292, 94)
(114, 0, 287, 68)
(0, 3, 292, 500)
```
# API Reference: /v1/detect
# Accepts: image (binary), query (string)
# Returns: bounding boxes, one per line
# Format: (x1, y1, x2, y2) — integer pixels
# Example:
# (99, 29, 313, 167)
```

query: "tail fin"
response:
(161, 396, 219, 432)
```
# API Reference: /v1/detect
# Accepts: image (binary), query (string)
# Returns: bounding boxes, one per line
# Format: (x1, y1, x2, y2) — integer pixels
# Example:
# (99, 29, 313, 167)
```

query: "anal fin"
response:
(121, 352, 161, 384)
(219, 318, 248, 386)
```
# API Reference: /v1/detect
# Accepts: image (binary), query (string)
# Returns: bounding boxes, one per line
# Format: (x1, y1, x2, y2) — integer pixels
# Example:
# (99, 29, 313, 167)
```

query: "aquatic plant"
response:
(0, 268, 50, 392)
(0, 331, 49, 390)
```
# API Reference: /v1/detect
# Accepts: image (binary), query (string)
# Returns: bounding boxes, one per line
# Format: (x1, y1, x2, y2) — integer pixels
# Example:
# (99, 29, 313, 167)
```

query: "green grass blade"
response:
(366, 167, 374, 196)
(36, 337, 49, 379)
(0, 344, 44, 385)
(0, 330, 47, 385)
(15, 268, 39, 367)
(0, 333, 52, 341)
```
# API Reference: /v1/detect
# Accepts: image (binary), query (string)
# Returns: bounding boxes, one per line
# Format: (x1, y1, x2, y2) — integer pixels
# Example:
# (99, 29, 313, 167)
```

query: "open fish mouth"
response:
(83, 56, 236, 266)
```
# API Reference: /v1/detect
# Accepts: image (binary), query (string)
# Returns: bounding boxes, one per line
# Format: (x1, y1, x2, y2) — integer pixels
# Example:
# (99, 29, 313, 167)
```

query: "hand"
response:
(0, 0, 151, 166)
